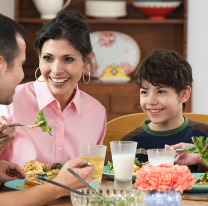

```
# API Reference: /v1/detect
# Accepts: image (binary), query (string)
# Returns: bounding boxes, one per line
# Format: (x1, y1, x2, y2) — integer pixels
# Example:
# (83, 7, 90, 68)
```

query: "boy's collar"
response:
(142, 116, 189, 136)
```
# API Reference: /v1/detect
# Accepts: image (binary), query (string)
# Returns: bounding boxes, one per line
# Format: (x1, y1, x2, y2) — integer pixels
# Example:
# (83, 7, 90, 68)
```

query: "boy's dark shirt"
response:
(120, 117, 208, 172)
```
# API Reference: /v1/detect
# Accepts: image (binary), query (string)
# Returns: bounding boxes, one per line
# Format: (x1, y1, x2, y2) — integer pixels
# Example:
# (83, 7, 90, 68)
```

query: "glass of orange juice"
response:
(79, 145, 107, 185)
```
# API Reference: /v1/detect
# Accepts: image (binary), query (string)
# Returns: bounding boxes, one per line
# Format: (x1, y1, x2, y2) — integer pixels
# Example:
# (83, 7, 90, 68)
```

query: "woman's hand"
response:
(0, 116, 16, 154)
(53, 157, 95, 197)
(0, 160, 26, 185)
(165, 143, 201, 166)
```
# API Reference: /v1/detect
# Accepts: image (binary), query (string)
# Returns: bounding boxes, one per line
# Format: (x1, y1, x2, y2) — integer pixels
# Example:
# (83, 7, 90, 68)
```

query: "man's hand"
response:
(165, 143, 201, 165)
(0, 116, 16, 153)
(54, 158, 95, 197)
(0, 160, 26, 185)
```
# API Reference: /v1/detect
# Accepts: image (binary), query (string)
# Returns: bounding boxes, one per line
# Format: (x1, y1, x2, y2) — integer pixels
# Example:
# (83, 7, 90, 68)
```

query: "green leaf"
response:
(189, 136, 208, 166)
(106, 161, 114, 173)
(202, 171, 208, 181)
(185, 146, 197, 153)
(34, 110, 52, 136)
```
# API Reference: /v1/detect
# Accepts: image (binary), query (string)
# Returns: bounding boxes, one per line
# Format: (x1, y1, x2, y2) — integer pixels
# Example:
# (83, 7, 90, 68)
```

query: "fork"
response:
(9, 120, 46, 129)
(136, 148, 198, 154)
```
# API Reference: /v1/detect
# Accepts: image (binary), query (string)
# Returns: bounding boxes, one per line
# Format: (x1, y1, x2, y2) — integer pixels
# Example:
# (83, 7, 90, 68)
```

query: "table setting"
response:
(1, 141, 208, 205)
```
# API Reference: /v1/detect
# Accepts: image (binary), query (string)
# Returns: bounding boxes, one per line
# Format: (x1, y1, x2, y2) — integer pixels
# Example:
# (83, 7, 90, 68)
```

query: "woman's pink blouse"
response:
(0, 80, 107, 167)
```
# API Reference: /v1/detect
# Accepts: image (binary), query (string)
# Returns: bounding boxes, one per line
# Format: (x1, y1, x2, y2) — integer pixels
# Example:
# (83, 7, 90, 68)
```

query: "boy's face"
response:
(140, 80, 185, 131)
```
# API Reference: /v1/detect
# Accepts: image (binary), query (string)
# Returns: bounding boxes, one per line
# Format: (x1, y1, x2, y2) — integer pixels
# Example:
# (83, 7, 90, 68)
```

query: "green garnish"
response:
(106, 161, 114, 173)
(202, 171, 208, 181)
(134, 158, 149, 167)
(34, 110, 52, 136)
(185, 136, 208, 166)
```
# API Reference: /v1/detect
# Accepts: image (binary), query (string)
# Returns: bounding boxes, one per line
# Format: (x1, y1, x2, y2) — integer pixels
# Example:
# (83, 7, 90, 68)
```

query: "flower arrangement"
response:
(135, 163, 195, 193)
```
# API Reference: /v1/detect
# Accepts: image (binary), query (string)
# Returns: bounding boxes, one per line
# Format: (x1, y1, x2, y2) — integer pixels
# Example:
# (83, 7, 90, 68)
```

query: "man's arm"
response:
(0, 158, 94, 206)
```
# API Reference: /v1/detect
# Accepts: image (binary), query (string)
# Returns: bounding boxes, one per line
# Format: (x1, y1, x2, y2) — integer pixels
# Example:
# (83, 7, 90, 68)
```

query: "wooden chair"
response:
(103, 113, 208, 163)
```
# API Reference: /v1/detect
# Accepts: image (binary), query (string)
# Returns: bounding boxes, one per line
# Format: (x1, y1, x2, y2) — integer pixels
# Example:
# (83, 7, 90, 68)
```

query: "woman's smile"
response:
(49, 77, 70, 86)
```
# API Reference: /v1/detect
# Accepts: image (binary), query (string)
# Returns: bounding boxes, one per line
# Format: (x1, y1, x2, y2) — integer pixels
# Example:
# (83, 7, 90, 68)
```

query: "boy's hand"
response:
(165, 143, 201, 165)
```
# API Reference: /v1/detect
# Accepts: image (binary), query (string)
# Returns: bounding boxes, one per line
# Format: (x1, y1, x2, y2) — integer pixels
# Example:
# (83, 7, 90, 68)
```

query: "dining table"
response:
(0, 176, 208, 206)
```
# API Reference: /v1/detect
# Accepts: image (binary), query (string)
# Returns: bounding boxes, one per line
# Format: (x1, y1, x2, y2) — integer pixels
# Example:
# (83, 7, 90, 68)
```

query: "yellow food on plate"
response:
(22, 160, 52, 174)
(100, 66, 130, 78)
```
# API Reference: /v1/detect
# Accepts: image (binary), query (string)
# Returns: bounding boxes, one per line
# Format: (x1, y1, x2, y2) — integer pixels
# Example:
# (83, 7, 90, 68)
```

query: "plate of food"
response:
(4, 179, 100, 190)
(184, 173, 208, 193)
(102, 159, 148, 182)
(90, 31, 141, 78)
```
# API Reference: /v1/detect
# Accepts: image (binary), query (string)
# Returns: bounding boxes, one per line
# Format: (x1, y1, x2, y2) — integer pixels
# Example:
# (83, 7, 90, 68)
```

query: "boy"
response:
(121, 49, 208, 172)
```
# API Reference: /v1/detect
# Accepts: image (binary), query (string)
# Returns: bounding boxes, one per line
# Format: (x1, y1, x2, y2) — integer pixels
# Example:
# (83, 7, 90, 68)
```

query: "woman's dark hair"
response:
(34, 10, 93, 66)
(0, 14, 27, 69)
(136, 49, 193, 110)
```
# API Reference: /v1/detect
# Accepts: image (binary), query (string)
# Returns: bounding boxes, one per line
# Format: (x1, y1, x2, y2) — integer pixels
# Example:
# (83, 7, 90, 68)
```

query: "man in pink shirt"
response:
(0, 13, 94, 205)
(0, 11, 107, 167)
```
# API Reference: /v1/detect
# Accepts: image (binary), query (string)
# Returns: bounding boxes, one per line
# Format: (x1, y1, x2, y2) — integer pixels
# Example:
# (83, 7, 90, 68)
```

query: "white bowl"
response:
(85, 0, 127, 18)
(86, 0, 126, 8)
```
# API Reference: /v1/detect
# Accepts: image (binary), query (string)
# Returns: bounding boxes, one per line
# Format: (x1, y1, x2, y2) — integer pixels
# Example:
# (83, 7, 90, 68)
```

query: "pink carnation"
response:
(135, 163, 195, 193)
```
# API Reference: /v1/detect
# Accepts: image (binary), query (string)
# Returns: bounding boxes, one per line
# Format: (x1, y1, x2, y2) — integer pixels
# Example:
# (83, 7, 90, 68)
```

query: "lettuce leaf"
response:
(185, 136, 208, 166)
(34, 110, 52, 136)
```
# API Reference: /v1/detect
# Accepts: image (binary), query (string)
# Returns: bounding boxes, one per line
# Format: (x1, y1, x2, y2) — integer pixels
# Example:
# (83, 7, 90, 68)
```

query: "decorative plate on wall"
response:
(90, 31, 141, 78)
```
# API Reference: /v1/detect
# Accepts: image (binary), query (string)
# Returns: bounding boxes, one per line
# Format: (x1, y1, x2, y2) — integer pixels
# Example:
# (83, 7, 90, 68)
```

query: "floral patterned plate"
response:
(90, 31, 141, 78)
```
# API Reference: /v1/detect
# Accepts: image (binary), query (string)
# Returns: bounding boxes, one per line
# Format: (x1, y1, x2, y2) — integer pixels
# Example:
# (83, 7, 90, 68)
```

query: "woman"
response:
(0, 11, 106, 167)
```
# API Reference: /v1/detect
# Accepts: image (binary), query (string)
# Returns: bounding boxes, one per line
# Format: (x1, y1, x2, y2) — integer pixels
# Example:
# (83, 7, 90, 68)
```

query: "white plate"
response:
(99, 77, 131, 83)
(90, 31, 141, 78)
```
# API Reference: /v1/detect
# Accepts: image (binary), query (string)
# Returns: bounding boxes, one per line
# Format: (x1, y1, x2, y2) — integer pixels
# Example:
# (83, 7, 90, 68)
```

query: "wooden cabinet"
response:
(15, 0, 191, 121)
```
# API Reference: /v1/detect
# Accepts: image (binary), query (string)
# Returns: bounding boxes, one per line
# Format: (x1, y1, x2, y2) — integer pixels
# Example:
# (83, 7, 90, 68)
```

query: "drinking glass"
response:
(110, 141, 137, 188)
(79, 145, 106, 185)
(147, 149, 176, 166)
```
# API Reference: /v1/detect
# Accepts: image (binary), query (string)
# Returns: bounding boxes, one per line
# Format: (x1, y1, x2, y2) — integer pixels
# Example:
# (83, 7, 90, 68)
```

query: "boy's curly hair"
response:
(136, 49, 193, 110)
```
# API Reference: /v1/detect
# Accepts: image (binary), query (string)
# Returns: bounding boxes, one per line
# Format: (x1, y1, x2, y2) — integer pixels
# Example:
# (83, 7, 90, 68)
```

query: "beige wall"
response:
(0, 0, 14, 19)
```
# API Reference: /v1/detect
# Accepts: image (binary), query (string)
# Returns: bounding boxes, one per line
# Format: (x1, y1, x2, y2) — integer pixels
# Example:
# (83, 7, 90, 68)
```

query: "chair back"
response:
(103, 113, 208, 153)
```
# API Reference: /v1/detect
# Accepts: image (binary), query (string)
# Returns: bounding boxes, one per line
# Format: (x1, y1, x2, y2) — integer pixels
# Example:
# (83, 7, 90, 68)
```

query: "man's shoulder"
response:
(120, 126, 144, 141)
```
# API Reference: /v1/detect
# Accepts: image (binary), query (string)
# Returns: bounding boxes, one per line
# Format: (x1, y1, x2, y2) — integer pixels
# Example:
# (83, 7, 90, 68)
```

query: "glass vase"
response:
(146, 189, 182, 206)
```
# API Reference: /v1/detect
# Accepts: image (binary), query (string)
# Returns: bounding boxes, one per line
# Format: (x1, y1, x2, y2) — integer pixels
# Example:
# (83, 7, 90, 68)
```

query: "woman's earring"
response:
(35, 67, 44, 82)
(82, 66, 90, 84)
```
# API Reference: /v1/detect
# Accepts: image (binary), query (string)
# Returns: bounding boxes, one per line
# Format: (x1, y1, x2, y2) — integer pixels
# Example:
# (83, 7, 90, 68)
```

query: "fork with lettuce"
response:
(34, 110, 52, 136)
